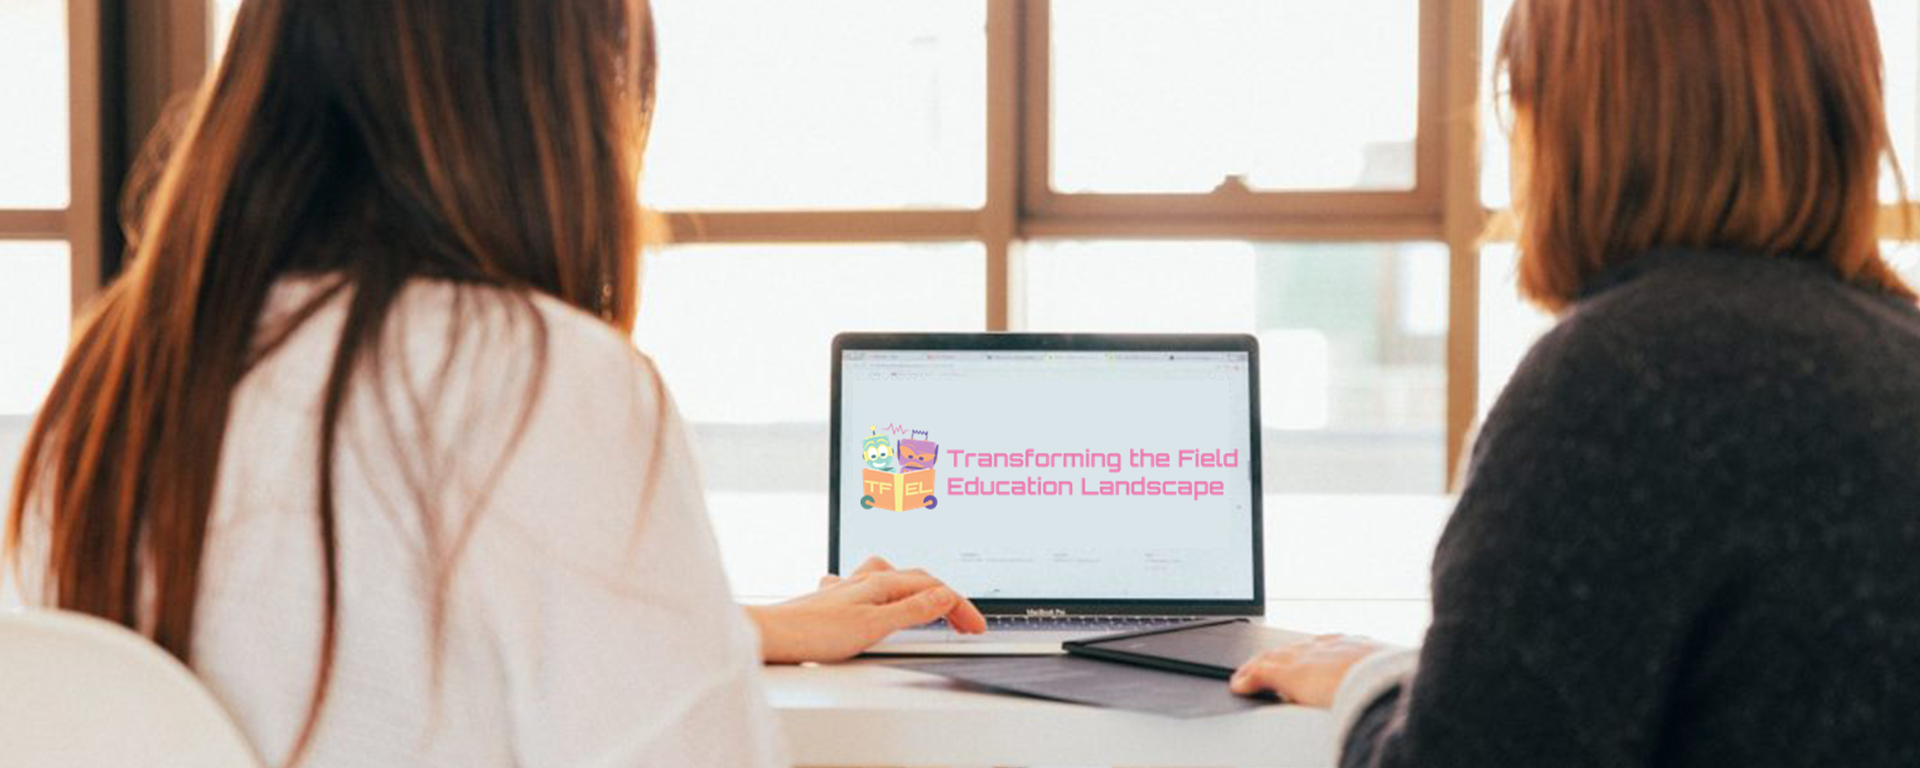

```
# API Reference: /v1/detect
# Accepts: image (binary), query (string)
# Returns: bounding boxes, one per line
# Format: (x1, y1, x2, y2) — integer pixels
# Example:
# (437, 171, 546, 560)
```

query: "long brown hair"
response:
(6, 0, 656, 761)
(1497, 0, 1915, 310)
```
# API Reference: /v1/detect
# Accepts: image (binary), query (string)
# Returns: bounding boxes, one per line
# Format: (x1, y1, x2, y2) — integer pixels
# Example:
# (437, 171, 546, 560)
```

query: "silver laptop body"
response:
(829, 333, 1266, 655)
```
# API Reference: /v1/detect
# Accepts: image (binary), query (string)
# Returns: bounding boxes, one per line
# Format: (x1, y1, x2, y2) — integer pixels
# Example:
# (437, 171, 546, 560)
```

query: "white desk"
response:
(740, 496, 1448, 766)
(766, 661, 1333, 768)
(763, 599, 1430, 768)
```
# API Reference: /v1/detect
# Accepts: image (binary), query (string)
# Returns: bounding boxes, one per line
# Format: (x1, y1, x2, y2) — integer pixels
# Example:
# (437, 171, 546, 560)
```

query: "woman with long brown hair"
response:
(1234, 1, 1920, 766)
(4, 0, 981, 765)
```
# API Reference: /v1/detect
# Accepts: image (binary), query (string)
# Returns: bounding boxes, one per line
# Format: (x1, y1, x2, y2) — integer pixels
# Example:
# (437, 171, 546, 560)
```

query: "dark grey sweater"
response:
(1344, 249, 1920, 768)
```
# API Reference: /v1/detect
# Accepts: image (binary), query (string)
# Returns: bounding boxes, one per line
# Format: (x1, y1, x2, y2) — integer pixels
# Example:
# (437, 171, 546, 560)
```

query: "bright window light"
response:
(0, 0, 69, 208)
(0, 242, 72, 415)
(1051, 0, 1420, 194)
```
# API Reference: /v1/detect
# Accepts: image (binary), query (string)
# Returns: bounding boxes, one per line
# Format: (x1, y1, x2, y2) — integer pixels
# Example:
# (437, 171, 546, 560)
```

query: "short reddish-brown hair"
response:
(1497, 0, 1915, 310)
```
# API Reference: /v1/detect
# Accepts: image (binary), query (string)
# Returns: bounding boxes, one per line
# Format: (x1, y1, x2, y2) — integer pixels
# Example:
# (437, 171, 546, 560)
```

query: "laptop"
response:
(830, 333, 1265, 655)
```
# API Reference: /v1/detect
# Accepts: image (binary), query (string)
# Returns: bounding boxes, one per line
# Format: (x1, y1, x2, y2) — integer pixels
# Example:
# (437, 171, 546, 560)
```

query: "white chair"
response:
(0, 609, 263, 768)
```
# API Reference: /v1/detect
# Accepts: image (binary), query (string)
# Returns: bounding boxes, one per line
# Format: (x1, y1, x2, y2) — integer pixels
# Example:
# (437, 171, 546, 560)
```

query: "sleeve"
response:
(1337, 318, 1740, 768)
(1341, 681, 1407, 768)
(1329, 646, 1418, 750)
(460, 333, 787, 768)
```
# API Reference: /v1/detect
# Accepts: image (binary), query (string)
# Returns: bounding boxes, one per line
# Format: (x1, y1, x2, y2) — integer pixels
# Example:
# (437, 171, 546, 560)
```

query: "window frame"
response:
(1018, 0, 1450, 227)
(145, 0, 1920, 489)
(0, 0, 104, 315)
(660, 0, 1488, 485)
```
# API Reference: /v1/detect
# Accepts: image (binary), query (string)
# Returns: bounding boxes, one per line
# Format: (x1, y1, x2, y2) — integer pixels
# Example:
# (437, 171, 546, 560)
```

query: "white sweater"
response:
(12, 279, 789, 767)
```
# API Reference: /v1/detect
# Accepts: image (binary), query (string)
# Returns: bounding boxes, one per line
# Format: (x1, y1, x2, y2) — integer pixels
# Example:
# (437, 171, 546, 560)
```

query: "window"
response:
(635, 243, 983, 594)
(0, 0, 69, 209)
(0, 243, 71, 416)
(193, 1, 1920, 603)
(1, 0, 89, 419)
(1019, 241, 1448, 493)
(1476, 245, 1553, 423)
(1877, 0, 1919, 201)
(211, 0, 242, 61)
(1048, 1, 1420, 194)
(1481, 0, 1513, 210)
(644, 0, 987, 210)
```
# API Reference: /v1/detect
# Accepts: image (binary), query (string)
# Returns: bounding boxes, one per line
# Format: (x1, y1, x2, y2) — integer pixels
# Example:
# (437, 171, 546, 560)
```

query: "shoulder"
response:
(393, 277, 671, 458)
(1505, 251, 1919, 413)
(360, 280, 671, 446)
(384, 282, 703, 575)
(388, 279, 659, 388)
(303, 279, 682, 527)
(259, 276, 665, 410)
(1561, 250, 1920, 367)
(1475, 250, 1920, 498)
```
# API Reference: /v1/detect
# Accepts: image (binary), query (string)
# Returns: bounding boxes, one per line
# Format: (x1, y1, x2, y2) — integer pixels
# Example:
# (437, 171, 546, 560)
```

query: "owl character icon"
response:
(862, 430, 895, 472)
(859, 426, 938, 511)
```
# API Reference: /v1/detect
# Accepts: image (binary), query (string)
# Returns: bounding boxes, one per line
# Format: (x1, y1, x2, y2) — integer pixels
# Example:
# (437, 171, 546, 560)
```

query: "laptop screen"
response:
(835, 346, 1259, 602)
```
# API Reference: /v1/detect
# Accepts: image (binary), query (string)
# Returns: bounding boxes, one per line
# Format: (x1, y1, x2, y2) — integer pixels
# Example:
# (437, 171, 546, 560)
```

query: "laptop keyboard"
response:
(915, 615, 1204, 633)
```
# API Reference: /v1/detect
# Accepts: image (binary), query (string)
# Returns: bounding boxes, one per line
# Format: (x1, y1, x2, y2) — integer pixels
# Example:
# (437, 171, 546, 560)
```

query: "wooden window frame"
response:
(117, 0, 1920, 490)
(1016, 0, 1449, 233)
(45, 0, 1487, 488)
(0, 0, 212, 312)
(666, 0, 1488, 484)
(0, 0, 104, 313)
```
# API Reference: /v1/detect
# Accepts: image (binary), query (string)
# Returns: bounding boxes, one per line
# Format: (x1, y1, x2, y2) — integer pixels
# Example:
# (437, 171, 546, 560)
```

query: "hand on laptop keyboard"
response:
(748, 556, 988, 662)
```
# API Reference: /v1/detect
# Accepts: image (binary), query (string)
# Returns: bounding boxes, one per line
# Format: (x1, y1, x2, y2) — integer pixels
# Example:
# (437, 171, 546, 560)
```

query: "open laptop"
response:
(831, 333, 1265, 655)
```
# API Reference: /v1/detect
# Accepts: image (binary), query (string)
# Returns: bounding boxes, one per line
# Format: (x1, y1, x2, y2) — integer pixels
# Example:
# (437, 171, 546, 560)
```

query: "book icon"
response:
(861, 467, 938, 511)
(860, 428, 940, 511)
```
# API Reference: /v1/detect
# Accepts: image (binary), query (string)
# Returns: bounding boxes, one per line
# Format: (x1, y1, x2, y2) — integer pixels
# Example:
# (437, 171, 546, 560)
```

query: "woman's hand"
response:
(1229, 634, 1384, 708)
(744, 556, 988, 664)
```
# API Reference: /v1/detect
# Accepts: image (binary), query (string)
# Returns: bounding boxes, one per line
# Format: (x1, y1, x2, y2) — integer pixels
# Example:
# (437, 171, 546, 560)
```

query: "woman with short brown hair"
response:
(1234, 1, 1920, 766)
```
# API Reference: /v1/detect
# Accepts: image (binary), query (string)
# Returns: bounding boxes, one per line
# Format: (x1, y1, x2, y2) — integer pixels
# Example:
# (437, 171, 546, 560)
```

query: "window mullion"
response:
(985, 0, 1022, 331)
(67, 0, 107, 314)
(1443, 0, 1487, 488)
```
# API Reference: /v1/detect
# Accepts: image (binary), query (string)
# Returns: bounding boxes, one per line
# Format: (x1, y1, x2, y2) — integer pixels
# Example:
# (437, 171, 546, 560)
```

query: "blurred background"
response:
(4, 1, 1918, 636)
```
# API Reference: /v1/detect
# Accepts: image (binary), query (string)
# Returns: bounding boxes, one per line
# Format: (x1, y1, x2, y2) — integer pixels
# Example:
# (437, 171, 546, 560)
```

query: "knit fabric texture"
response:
(1343, 249, 1920, 768)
